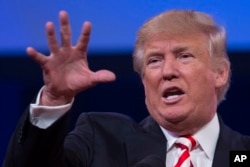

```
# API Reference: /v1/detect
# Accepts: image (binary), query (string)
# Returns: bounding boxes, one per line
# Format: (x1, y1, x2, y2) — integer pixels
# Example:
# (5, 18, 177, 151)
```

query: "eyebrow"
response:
(144, 45, 190, 58)
(172, 46, 189, 55)
(144, 49, 164, 58)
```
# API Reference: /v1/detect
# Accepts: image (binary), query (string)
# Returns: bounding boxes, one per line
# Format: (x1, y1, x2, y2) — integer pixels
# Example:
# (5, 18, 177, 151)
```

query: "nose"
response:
(162, 56, 179, 81)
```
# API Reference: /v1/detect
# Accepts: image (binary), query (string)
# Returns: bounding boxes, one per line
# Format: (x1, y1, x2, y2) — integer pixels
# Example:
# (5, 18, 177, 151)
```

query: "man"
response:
(3, 9, 250, 167)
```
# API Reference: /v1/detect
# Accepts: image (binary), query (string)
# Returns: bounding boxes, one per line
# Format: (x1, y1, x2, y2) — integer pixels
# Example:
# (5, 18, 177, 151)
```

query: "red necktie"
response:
(174, 136, 197, 167)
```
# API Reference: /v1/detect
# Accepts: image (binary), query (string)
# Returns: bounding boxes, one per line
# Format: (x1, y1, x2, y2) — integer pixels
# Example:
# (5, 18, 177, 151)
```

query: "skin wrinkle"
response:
(141, 32, 228, 135)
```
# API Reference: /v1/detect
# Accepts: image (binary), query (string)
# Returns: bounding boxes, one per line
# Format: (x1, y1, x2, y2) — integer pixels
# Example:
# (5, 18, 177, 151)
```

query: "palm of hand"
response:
(26, 11, 115, 105)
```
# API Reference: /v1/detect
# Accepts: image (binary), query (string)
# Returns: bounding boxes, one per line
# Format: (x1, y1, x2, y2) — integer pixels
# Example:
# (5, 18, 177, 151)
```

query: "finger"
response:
(46, 22, 59, 53)
(59, 10, 72, 48)
(76, 21, 92, 52)
(92, 70, 116, 83)
(26, 47, 48, 65)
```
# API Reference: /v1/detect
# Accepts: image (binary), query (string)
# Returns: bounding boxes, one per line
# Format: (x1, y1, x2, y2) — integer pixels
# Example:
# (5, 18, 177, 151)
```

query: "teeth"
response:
(166, 95, 179, 100)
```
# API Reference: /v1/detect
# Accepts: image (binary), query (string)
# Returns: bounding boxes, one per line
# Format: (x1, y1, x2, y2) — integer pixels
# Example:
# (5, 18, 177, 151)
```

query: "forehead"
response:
(143, 32, 209, 54)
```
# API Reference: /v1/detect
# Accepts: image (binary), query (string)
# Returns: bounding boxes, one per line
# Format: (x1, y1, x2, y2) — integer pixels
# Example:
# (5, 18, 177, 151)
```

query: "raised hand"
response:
(27, 11, 116, 106)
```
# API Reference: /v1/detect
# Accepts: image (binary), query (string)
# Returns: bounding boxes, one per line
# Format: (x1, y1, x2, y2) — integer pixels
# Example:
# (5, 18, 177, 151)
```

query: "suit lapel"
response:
(124, 116, 166, 166)
(212, 118, 230, 167)
(212, 117, 248, 167)
(124, 115, 249, 167)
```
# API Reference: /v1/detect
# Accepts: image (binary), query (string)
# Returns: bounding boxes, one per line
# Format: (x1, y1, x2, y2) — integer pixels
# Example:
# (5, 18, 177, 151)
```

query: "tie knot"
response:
(175, 136, 197, 151)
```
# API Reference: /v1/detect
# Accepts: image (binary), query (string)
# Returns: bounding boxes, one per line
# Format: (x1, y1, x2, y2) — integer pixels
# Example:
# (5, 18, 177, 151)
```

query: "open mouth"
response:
(162, 87, 185, 100)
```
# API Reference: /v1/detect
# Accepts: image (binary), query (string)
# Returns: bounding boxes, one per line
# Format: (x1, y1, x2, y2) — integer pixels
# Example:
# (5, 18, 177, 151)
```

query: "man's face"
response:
(142, 32, 228, 135)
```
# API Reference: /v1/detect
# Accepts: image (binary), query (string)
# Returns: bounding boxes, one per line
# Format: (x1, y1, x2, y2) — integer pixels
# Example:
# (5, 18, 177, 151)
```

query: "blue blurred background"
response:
(1, 0, 250, 164)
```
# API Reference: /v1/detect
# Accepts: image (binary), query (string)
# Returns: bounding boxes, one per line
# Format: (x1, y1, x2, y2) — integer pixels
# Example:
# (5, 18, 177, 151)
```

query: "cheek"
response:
(187, 70, 216, 98)
(143, 80, 161, 108)
(142, 73, 160, 94)
(143, 79, 155, 97)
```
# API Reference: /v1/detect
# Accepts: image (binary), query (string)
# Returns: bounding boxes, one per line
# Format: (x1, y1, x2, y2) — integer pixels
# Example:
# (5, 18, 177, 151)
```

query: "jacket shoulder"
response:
(74, 112, 139, 135)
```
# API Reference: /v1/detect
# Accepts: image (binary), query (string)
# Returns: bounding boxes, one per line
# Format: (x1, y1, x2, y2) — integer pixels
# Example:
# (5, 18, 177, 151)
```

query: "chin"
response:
(160, 108, 189, 122)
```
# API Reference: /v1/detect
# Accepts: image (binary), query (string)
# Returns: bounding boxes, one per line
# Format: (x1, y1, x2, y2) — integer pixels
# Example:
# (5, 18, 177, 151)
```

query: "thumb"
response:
(93, 70, 116, 83)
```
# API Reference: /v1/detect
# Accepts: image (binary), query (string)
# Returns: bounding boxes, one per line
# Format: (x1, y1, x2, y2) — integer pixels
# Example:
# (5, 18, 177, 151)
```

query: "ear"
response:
(214, 60, 230, 88)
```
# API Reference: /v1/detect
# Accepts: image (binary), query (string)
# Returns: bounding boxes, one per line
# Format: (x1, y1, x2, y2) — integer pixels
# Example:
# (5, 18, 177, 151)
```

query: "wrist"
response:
(40, 88, 74, 106)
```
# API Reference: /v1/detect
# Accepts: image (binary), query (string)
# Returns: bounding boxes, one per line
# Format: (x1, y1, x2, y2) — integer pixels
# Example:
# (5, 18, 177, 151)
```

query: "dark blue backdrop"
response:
(1, 51, 250, 164)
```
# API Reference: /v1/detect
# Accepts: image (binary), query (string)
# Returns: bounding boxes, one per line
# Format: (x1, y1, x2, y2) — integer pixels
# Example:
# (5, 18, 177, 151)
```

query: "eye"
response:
(147, 58, 160, 64)
(178, 53, 194, 63)
(146, 56, 163, 67)
(179, 53, 191, 59)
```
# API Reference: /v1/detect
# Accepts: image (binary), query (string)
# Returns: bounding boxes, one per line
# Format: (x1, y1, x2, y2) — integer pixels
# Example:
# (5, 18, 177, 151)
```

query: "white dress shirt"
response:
(160, 113, 220, 167)
(29, 87, 72, 129)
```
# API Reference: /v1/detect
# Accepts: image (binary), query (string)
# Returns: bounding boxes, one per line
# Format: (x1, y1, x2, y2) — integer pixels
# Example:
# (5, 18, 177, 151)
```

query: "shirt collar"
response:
(160, 113, 220, 160)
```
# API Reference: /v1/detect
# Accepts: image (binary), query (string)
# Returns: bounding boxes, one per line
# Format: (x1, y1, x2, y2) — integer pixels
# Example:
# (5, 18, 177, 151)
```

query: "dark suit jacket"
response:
(3, 110, 250, 167)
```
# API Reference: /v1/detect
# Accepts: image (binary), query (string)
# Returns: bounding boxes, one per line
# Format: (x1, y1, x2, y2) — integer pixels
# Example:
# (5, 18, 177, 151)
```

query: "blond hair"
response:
(133, 10, 231, 103)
